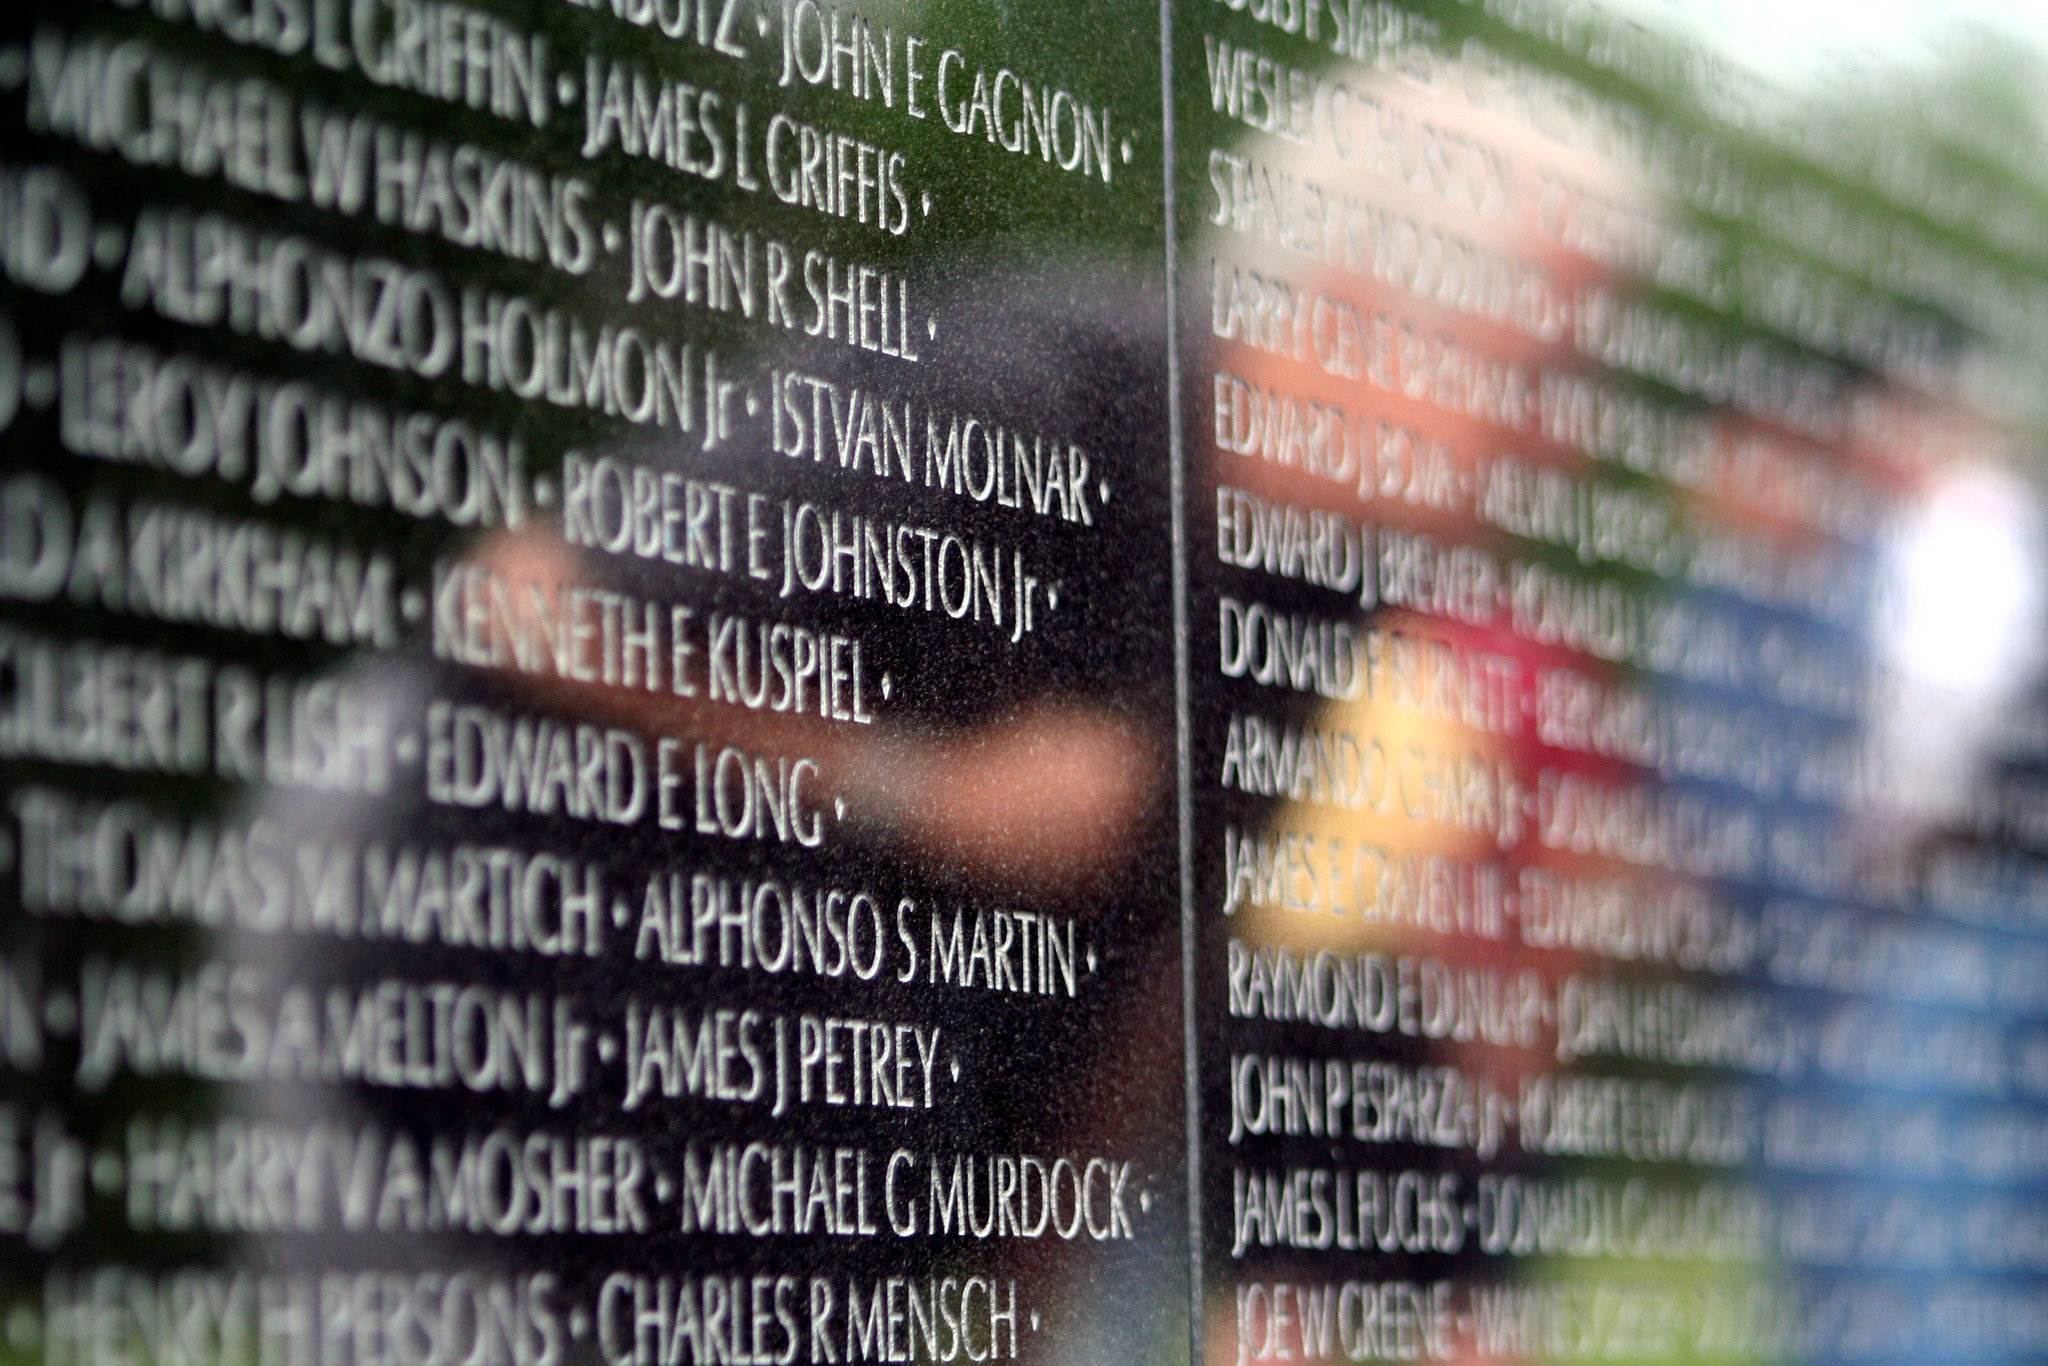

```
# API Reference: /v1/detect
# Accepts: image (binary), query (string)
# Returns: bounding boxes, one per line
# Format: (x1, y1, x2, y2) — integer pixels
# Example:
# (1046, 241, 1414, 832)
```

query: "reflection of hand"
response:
(467, 526, 1157, 899)
(842, 700, 1155, 898)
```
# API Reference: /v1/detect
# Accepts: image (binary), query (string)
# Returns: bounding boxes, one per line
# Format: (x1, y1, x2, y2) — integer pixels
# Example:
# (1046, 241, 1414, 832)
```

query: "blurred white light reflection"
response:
(1875, 464, 2044, 822)
(1886, 466, 2043, 693)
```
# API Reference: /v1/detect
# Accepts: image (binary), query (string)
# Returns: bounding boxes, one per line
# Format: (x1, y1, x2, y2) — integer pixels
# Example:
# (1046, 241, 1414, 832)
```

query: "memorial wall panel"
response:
(3, 0, 2048, 1363)
(1179, 6, 2048, 1362)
